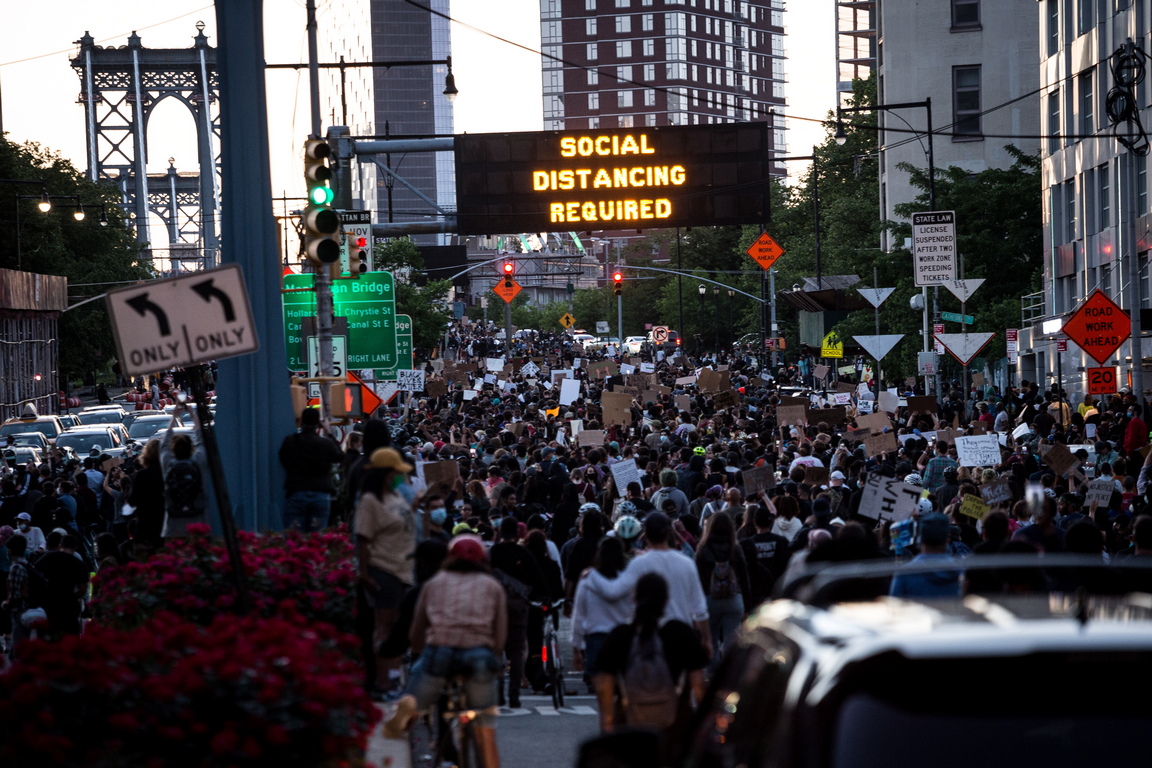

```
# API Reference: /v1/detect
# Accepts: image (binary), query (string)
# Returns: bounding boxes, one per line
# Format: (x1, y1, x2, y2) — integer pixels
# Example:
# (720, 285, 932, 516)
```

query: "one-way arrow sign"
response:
(106, 264, 259, 377)
(934, 331, 995, 365)
(853, 334, 904, 360)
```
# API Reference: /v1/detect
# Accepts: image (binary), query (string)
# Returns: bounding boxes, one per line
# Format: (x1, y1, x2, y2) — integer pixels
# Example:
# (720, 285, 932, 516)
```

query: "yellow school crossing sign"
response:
(820, 331, 843, 358)
(559, 312, 576, 329)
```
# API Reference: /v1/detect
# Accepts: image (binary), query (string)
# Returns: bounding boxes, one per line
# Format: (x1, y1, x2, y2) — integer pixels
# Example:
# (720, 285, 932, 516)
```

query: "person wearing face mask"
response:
(1123, 404, 1149, 456)
(12, 513, 45, 554)
(424, 494, 452, 544)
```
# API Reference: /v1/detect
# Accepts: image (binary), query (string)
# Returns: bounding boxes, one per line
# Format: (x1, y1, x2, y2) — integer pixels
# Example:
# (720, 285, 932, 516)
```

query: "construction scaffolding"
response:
(0, 268, 68, 421)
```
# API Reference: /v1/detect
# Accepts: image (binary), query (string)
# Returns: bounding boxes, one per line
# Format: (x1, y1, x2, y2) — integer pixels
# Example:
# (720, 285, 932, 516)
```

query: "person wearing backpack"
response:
(2, 534, 48, 660)
(592, 573, 707, 754)
(694, 512, 751, 661)
(160, 403, 208, 538)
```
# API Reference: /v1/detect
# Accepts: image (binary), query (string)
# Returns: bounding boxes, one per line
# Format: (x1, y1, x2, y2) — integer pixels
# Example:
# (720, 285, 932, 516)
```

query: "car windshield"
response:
(56, 433, 114, 453)
(129, 418, 175, 440)
(1, 421, 58, 439)
(7, 434, 45, 447)
(77, 411, 125, 425)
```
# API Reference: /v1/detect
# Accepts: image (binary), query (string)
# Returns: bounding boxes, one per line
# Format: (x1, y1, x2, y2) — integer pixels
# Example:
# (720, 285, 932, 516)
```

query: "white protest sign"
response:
(833, 392, 853, 406)
(857, 399, 874, 414)
(396, 369, 425, 392)
(462, 390, 478, 400)
(485, 357, 505, 372)
(573, 358, 583, 369)
(640, 362, 656, 373)
(569, 418, 584, 435)
(620, 364, 636, 375)
(1084, 479, 1115, 508)
(878, 391, 899, 413)
(858, 473, 923, 522)
(520, 362, 540, 378)
(1011, 422, 1031, 440)
(954, 435, 1001, 467)
(559, 378, 581, 406)
(609, 459, 642, 496)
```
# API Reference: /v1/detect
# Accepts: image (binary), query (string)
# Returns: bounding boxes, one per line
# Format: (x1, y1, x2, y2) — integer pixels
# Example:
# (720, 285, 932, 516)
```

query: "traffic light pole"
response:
(618, 293, 623, 343)
(504, 300, 513, 355)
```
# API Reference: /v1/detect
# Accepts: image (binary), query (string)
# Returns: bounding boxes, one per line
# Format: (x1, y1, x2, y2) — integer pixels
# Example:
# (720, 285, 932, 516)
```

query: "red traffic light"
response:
(502, 262, 514, 274)
(355, 237, 368, 248)
(613, 272, 623, 282)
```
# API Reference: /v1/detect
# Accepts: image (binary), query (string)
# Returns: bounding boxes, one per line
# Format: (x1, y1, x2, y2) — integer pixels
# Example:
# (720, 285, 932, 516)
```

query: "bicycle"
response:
(421, 675, 500, 768)
(531, 598, 567, 710)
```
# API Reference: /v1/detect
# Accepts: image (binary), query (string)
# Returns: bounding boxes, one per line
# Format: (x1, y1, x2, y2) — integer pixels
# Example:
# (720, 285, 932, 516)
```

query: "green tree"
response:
(371, 238, 452, 354)
(0, 139, 150, 382)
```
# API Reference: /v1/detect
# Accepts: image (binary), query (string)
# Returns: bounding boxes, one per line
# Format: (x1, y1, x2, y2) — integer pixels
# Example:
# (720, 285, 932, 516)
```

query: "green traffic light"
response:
(309, 185, 334, 206)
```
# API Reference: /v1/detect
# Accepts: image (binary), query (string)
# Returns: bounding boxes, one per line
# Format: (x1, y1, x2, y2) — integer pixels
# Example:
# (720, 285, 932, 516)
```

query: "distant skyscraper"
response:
(370, 0, 456, 231)
(540, 0, 787, 158)
(835, 0, 876, 105)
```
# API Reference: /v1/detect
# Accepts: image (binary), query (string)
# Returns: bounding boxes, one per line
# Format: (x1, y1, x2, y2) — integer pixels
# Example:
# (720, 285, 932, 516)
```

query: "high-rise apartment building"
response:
(876, 0, 1039, 240)
(836, 0, 876, 105)
(540, 0, 787, 157)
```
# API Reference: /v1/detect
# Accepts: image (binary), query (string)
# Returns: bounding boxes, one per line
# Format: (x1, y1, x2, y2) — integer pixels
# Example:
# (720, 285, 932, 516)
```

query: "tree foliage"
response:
(371, 238, 452, 353)
(0, 139, 150, 382)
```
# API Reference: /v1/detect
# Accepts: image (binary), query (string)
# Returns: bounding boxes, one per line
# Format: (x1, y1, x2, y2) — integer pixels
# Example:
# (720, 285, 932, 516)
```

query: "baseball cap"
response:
(15, 512, 31, 522)
(830, 470, 846, 480)
(370, 447, 414, 474)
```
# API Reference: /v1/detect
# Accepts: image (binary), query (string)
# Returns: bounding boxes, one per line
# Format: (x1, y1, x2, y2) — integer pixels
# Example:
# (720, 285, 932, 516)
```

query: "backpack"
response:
(617, 629, 680, 730)
(165, 459, 204, 518)
(16, 559, 51, 610)
(709, 558, 739, 600)
(493, 568, 531, 618)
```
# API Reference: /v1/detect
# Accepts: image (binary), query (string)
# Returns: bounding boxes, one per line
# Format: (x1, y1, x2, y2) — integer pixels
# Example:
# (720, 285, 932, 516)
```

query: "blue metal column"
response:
(213, 0, 293, 530)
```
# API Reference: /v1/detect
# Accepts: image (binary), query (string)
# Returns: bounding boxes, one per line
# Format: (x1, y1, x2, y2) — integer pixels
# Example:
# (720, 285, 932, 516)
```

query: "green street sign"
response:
(283, 272, 398, 375)
(395, 314, 414, 372)
(941, 311, 974, 325)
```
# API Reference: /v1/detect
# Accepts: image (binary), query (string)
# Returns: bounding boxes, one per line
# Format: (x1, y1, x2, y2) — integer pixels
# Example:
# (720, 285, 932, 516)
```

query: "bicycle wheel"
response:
(549, 633, 565, 710)
(456, 721, 481, 768)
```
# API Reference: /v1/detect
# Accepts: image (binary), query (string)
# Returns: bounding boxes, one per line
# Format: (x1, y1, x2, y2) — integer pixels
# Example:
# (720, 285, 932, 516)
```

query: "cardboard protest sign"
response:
(600, 392, 634, 426)
(954, 435, 1002, 467)
(804, 465, 830, 486)
(777, 405, 808, 427)
(1042, 441, 1081, 477)
(863, 430, 898, 457)
(807, 407, 846, 426)
(980, 480, 1014, 506)
(858, 473, 922, 522)
(620, 364, 636, 375)
(778, 396, 808, 407)
(741, 465, 776, 496)
(713, 390, 741, 409)
(609, 459, 642, 495)
(959, 493, 989, 520)
(675, 375, 697, 386)
(425, 379, 448, 398)
(854, 412, 892, 434)
(969, 421, 988, 435)
(813, 364, 830, 381)
(697, 368, 728, 392)
(422, 460, 460, 494)
(576, 429, 606, 447)
(906, 396, 937, 416)
(674, 395, 691, 412)
(586, 360, 617, 379)
(1084, 478, 1116, 507)
(836, 382, 856, 394)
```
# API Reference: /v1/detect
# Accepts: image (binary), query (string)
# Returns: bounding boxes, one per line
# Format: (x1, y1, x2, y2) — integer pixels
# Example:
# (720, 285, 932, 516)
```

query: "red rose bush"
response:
(0, 608, 379, 767)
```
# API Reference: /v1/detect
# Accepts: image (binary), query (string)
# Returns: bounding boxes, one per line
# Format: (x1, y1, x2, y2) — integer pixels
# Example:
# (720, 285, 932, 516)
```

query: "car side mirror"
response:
(577, 731, 662, 768)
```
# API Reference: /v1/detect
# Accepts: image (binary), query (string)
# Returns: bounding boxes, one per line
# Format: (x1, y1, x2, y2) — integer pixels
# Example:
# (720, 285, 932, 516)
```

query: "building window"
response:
(1098, 163, 1110, 230)
(1048, 88, 1061, 155)
(644, 89, 657, 106)
(1047, 0, 1060, 57)
(951, 0, 979, 28)
(588, 92, 600, 110)
(589, 116, 600, 128)
(544, 70, 563, 91)
(617, 40, 633, 57)
(645, 113, 657, 126)
(642, 13, 654, 31)
(542, 21, 562, 43)
(667, 62, 687, 80)
(1080, 69, 1094, 136)
(586, 18, 597, 35)
(618, 90, 634, 108)
(615, 0, 630, 6)
(953, 65, 982, 137)
(1139, 158, 1148, 214)
(620, 115, 635, 127)
(585, 0, 596, 8)
(542, 0, 561, 19)
(643, 64, 655, 81)
(666, 12, 686, 35)
(616, 15, 632, 33)
(616, 65, 633, 84)
(667, 37, 686, 61)
(643, 39, 655, 56)
(588, 68, 599, 86)
(1078, 0, 1096, 36)
(587, 43, 598, 61)
(1065, 179, 1077, 242)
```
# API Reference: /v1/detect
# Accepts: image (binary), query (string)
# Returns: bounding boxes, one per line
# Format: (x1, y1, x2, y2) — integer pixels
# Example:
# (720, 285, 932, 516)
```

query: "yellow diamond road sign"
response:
(559, 312, 576, 329)
(820, 331, 844, 358)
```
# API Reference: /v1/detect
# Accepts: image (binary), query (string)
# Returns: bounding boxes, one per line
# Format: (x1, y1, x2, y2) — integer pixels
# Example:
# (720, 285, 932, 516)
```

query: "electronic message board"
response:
(454, 123, 770, 235)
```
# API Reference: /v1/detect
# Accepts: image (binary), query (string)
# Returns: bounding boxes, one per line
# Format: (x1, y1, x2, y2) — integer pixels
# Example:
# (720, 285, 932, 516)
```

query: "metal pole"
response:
(306, 0, 334, 422)
(769, 268, 777, 369)
(617, 292, 623, 345)
(813, 150, 822, 289)
(1127, 148, 1145, 401)
(504, 299, 513, 355)
(926, 98, 942, 400)
(676, 228, 683, 335)
(306, 0, 321, 138)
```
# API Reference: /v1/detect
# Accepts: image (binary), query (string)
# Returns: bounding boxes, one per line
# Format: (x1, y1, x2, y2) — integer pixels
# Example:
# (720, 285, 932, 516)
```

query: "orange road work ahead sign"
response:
(746, 232, 785, 271)
(1061, 289, 1130, 365)
(492, 279, 522, 304)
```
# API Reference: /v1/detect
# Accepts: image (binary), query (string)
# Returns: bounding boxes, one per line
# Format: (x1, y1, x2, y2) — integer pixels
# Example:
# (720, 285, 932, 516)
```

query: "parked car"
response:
(579, 556, 1152, 768)
(646, 328, 681, 353)
(622, 336, 647, 355)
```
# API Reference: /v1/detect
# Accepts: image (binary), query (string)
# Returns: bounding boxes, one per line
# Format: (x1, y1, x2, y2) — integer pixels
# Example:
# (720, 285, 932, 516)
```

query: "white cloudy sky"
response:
(1, 0, 835, 205)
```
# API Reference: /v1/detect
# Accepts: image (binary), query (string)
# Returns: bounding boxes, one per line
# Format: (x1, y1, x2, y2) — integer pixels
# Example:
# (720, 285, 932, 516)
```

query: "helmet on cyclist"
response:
(614, 515, 642, 540)
(917, 498, 935, 516)
(693, 446, 706, 456)
(616, 500, 637, 518)
(578, 502, 601, 517)
(904, 473, 923, 487)
(448, 534, 488, 564)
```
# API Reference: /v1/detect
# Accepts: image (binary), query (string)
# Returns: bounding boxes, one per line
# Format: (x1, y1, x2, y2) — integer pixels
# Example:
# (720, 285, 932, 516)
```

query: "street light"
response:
(37, 189, 51, 213)
(443, 56, 459, 103)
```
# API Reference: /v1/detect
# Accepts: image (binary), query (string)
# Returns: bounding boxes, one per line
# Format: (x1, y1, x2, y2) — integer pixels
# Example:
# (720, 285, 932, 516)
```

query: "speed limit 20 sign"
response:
(1087, 366, 1118, 396)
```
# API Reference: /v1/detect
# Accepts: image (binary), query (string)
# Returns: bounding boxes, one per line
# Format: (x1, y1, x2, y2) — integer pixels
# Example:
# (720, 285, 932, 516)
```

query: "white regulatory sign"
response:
(652, 325, 670, 343)
(911, 211, 956, 286)
(106, 264, 259, 377)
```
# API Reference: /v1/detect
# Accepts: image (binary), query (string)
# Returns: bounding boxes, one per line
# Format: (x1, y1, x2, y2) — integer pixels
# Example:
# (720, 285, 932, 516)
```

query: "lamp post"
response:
(712, 285, 720, 352)
(14, 195, 101, 270)
(727, 288, 735, 350)
(836, 98, 937, 395)
(697, 283, 706, 355)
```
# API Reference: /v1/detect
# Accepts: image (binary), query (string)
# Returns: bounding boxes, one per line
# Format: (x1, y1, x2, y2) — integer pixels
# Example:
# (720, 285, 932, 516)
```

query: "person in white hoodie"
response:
(571, 536, 632, 685)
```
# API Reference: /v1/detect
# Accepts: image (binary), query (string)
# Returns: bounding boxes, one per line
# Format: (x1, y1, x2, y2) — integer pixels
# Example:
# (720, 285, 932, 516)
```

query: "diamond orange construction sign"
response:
(1061, 289, 1130, 365)
(492, 279, 522, 304)
(746, 232, 785, 271)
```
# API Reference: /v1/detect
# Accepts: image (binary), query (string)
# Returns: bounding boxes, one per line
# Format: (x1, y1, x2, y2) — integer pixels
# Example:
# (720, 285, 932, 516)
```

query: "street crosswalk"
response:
(501, 694, 597, 717)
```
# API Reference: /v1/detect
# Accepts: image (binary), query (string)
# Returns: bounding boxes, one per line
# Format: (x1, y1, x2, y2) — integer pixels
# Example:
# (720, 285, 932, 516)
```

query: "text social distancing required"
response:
(107, 264, 259, 377)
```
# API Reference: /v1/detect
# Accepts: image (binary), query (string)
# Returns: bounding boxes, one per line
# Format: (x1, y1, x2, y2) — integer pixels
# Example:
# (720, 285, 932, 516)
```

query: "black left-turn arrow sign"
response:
(126, 293, 171, 336)
(191, 278, 236, 322)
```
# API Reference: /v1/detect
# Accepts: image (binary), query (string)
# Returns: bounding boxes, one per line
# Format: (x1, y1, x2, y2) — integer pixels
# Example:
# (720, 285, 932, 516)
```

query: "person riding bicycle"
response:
(386, 534, 506, 768)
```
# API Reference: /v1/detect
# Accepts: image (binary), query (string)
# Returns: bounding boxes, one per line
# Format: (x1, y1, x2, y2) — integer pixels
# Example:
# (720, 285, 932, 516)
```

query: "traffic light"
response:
(613, 271, 623, 296)
(502, 260, 514, 287)
(302, 139, 340, 265)
(349, 235, 369, 274)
